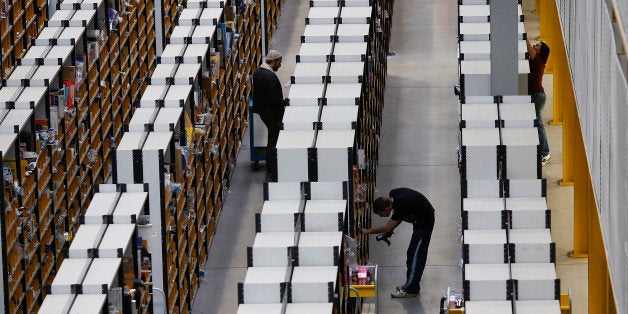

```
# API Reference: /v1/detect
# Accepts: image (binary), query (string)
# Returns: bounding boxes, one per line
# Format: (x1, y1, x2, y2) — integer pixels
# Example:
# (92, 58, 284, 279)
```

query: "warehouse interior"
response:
(193, 1, 589, 313)
(0, 0, 624, 313)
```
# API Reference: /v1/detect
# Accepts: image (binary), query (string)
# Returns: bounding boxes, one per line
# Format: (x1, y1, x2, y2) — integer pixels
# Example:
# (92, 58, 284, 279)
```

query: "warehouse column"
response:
(538, 0, 554, 73)
(569, 117, 588, 258)
(549, 0, 563, 125)
(490, 1, 519, 95)
(588, 178, 617, 314)
(546, 0, 576, 185)
(558, 52, 575, 185)
(559, 67, 575, 186)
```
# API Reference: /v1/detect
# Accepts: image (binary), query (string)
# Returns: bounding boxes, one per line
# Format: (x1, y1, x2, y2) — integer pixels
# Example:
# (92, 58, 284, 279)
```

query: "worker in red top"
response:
(527, 39, 551, 165)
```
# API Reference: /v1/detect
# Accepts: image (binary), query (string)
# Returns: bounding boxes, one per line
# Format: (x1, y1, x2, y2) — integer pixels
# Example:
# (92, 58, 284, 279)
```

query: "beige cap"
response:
(265, 50, 282, 61)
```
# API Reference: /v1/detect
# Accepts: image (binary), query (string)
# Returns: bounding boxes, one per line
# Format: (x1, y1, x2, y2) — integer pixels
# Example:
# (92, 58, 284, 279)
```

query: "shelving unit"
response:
(98, 1, 264, 313)
(456, 3, 561, 313)
(263, 0, 283, 54)
(0, 0, 292, 312)
(0, 0, 48, 80)
(36, 183, 146, 313)
(0, 0, 165, 311)
(239, 1, 393, 313)
(0, 53, 60, 314)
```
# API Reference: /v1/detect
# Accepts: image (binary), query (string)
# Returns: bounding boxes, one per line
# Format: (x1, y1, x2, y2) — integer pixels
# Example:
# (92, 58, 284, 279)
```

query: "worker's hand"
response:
(361, 228, 370, 235)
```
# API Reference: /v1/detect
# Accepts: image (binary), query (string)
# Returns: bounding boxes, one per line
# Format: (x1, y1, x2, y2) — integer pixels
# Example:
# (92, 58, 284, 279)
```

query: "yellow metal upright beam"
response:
(560, 294, 571, 314)
(588, 190, 617, 314)
(550, 50, 564, 125)
(559, 60, 575, 185)
(549, 0, 563, 124)
(539, 0, 547, 40)
(539, 0, 554, 73)
(588, 203, 607, 310)
(570, 117, 588, 257)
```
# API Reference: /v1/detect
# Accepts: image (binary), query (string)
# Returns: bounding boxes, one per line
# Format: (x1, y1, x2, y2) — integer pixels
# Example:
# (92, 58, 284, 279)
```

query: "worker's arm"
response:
(526, 39, 537, 60)
(362, 219, 401, 235)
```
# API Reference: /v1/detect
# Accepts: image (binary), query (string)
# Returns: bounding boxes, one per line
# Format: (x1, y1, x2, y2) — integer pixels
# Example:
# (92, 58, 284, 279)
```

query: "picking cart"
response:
(249, 97, 266, 170)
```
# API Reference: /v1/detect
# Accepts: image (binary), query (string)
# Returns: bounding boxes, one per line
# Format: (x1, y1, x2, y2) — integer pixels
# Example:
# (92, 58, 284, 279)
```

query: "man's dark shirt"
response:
(390, 188, 435, 228)
(253, 66, 284, 120)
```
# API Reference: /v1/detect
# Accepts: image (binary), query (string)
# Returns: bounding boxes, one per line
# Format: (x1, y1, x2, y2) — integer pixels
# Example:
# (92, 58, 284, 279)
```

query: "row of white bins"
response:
(238, 1, 374, 313)
(457, 3, 561, 314)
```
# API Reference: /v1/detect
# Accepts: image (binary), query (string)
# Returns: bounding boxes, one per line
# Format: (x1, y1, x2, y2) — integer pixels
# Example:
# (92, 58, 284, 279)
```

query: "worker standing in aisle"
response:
(252, 50, 284, 181)
(527, 39, 551, 165)
(362, 187, 435, 298)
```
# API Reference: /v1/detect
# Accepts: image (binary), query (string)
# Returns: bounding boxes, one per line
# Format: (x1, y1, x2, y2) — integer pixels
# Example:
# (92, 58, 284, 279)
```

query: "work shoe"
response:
(391, 288, 417, 298)
(542, 153, 551, 166)
(395, 285, 420, 293)
(264, 173, 275, 182)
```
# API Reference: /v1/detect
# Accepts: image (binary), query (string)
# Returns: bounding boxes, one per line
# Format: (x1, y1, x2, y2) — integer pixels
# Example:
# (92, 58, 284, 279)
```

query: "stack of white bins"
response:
(238, 1, 372, 313)
(39, 183, 146, 313)
(458, 2, 528, 97)
(457, 2, 561, 313)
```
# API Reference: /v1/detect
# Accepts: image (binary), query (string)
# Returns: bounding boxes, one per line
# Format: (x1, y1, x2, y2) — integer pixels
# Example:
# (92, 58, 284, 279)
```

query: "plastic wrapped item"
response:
(449, 290, 464, 308)
(108, 9, 120, 31)
(75, 57, 84, 85)
(180, 146, 189, 164)
(3, 164, 13, 183)
(344, 236, 358, 268)
(210, 140, 218, 155)
(87, 149, 97, 163)
(37, 129, 57, 147)
(187, 190, 196, 210)
(348, 264, 376, 285)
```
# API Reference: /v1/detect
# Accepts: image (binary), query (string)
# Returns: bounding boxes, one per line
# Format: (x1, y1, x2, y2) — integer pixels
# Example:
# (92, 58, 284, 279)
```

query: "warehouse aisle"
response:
(192, 1, 463, 313)
(191, 3, 310, 313)
(191, 2, 586, 314)
(190, 1, 462, 313)
(366, 1, 462, 313)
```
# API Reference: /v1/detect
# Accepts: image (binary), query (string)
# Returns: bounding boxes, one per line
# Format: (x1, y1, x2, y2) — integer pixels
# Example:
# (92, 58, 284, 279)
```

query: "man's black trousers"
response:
(403, 223, 434, 294)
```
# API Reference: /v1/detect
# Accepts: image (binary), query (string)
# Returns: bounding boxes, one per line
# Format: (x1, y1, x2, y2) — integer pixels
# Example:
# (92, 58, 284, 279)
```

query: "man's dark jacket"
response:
(253, 67, 284, 120)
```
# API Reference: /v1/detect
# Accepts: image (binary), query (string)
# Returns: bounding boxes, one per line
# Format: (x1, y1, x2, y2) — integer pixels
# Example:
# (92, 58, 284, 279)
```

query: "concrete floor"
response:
(191, 1, 587, 313)
(368, 1, 462, 313)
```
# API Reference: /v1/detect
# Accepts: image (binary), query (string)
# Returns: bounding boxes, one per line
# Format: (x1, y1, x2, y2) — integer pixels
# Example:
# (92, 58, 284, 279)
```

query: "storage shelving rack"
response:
(103, 0, 158, 182)
(456, 2, 562, 313)
(0, 0, 154, 311)
(108, 1, 264, 313)
(2, 0, 273, 311)
(36, 183, 146, 313)
(238, 1, 394, 313)
(0, 0, 49, 80)
(262, 0, 283, 54)
(0, 53, 62, 314)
